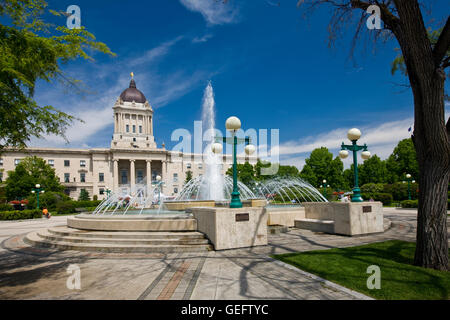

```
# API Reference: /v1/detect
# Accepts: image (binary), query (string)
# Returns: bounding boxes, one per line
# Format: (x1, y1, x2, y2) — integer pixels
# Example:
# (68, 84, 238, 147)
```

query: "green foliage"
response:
(78, 189, 90, 201)
(226, 162, 255, 186)
(0, 0, 114, 151)
(185, 170, 193, 184)
(26, 191, 70, 209)
(361, 193, 393, 205)
(0, 203, 14, 211)
(5, 156, 63, 201)
(385, 139, 418, 183)
(401, 200, 418, 208)
(55, 201, 76, 215)
(0, 209, 41, 220)
(361, 183, 385, 194)
(359, 155, 389, 185)
(93, 195, 98, 201)
(300, 147, 346, 189)
(384, 182, 418, 201)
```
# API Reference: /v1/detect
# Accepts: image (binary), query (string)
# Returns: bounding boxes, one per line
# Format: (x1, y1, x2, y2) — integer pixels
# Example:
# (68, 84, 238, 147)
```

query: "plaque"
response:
(235, 213, 250, 222)
(363, 206, 372, 213)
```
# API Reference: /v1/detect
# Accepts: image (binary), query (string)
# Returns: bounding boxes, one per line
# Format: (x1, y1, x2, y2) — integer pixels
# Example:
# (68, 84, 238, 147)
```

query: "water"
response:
(200, 82, 225, 201)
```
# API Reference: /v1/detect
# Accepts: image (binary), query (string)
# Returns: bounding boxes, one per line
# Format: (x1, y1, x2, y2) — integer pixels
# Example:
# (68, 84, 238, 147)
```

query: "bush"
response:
(0, 204, 14, 211)
(72, 200, 101, 209)
(55, 201, 77, 215)
(383, 182, 418, 201)
(26, 191, 71, 210)
(361, 193, 393, 205)
(401, 200, 418, 208)
(0, 209, 42, 220)
(361, 183, 385, 194)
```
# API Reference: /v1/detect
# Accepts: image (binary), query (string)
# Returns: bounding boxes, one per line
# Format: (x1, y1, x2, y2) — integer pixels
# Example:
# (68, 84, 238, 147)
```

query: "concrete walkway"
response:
(0, 209, 447, 300)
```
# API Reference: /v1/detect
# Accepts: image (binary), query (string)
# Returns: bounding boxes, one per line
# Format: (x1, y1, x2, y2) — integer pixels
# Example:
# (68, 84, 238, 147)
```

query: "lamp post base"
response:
(351, 187, 363, 202)
(230, 192, 243, 208)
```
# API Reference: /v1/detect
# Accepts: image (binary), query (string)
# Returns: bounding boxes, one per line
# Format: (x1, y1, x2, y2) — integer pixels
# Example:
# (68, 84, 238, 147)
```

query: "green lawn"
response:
(273, 240, 450, 300)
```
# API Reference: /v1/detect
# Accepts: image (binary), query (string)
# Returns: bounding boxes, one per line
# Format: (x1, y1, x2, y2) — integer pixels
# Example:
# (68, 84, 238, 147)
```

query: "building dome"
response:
(120, 78, 147, 104)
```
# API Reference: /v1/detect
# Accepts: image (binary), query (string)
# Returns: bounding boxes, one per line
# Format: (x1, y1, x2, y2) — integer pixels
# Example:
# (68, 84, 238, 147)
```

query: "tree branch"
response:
(433, 16, 450, 67)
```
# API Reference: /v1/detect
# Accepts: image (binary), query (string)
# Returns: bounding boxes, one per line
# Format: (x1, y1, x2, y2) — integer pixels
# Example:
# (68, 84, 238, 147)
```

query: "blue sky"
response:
(32, 0, 450, 169)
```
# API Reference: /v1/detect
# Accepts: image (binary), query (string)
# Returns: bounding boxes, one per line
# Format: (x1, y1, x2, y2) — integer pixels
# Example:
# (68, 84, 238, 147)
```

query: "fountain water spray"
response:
(200, 82, 225, 201)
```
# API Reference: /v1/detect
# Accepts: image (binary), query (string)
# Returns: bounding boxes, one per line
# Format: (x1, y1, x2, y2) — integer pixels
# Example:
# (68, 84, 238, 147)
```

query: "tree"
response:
(185, 170, 193, 184)
(5, 156, 63, 201)
(298, 0, 450, 270)
(78, 189, 90, 201)
(0, 0, 114, 151)
(226, 162, 255, 186)
(359, 155, 389, 185)
(300, 147, 346, 189)
(386, 138, 419, 183)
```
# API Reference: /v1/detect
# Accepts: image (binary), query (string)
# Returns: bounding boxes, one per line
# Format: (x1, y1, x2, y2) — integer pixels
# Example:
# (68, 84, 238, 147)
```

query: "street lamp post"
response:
(320, 179, 330, 199)
(339, 128, 371, 202)
(405, 174, 412, 200)
(31, 184, 45, 209)
(105, 188, 111, 199)
(212, 116, 256, 209)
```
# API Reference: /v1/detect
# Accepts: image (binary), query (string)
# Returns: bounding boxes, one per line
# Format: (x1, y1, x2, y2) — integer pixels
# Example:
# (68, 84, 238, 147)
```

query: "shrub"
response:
(55, 201, 77, 215)
(72, 200, 101, 209)
(0, 204, 14, 211)
(26, 191, 71, 210)
(361, 193, 393, 205)
(0, 209, 41, 220)
(361, 183, 385, 194)
(401, 200, 418, 208)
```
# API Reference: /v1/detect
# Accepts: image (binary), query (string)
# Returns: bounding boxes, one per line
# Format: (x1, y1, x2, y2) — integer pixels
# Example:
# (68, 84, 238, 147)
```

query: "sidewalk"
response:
(0, 209, 428, 300)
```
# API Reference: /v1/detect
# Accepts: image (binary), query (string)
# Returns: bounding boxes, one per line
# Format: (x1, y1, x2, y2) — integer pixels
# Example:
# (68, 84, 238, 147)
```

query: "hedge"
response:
(0, 204, 14, 211)
(361, 193, 393, 205)
(0, 209, 42, 221)
(401, 199, 450, 209)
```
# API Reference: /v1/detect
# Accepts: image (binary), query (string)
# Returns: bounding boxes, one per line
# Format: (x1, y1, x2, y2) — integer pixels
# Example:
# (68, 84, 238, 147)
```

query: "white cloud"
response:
(270, 117, 417, 170)
(129, 36, 183, 67)
(179, 0, 240, 25)
(192, 34, 213, 43)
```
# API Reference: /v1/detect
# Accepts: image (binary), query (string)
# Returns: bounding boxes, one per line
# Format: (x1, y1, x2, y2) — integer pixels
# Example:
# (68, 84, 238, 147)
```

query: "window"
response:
(48, 160, 54, 167)
(121, 170, 128, 184)
(14, 159, 21, 166)
(99, 188, 105, 195)
(64, 160, 70, 167)
(99, 173, 104, 182)
(0, 158, 3, 166)
(198, 163, 203, 169)
(133, 125, 136, 133)
(80, 160, 86, 167)
(137, 170, 144, 183)
(187, 163, 191, 169)
(174, 187, 178, 194)
(173, 173, 178, 183)
(126, 125, 130, 133)
(64, 173, 70, 183)
(139, 126, 142, 134)
(80, 173, 86, 183)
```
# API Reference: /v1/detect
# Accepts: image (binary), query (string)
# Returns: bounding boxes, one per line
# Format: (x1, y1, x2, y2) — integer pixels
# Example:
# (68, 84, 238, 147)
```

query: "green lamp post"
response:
(212, 116, 256, 209)
(405, 174, 413, 200)
(105, 188, 112, 199)
(31, 184, 45, 209)
(339, 128, 371, 202)
(320, 180, 330, 199)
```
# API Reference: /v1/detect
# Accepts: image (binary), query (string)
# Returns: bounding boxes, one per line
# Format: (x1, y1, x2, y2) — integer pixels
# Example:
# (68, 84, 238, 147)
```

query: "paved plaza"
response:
(0, 209, 448, 300)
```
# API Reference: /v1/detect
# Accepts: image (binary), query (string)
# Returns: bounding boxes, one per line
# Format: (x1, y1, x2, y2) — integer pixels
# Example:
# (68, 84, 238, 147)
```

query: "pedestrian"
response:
(42, 207, 51, 219)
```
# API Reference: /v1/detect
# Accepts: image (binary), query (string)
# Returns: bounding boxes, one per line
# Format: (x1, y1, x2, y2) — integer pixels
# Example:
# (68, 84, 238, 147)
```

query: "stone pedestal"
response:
(299, 202, 384, 236)
(191, 207, 268, 250)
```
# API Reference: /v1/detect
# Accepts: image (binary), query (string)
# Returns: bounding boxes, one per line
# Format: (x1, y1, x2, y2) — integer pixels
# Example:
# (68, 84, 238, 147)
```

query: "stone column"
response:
(146, 160, 152, 194)
(130, 160, 136, 194)
(113, 159, 119, 191)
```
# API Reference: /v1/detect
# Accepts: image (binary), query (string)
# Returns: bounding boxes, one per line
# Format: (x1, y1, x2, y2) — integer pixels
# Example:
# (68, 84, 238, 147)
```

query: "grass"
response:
(273, 240, 450, 300)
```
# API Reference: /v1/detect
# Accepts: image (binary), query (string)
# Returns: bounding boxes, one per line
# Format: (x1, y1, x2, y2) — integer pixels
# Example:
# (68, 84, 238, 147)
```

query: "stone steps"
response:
(47, 226, 206, 240)
(24, 227, 213, 253)
(294, 218, 335, 234)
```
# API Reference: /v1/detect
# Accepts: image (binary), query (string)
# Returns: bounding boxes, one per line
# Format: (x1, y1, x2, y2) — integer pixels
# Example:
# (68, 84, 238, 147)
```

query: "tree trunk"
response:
(392, 0, 449, 271)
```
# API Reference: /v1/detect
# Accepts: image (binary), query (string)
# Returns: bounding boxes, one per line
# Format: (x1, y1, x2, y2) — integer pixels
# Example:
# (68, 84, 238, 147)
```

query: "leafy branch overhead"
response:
(0, 0, 115, 151)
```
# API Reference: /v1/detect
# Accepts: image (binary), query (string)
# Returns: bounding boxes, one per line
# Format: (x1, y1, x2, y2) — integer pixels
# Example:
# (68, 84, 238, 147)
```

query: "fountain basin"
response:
(68, 213, 197, 232)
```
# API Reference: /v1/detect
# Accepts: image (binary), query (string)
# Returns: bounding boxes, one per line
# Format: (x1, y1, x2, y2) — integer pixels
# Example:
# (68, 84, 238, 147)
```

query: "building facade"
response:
(0, 77, 256, 200)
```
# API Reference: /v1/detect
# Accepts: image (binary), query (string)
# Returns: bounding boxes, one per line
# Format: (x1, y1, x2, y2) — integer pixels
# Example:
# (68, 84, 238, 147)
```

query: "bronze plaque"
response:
(363, 206, 372, 213)
(236, 213, 250, 222)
